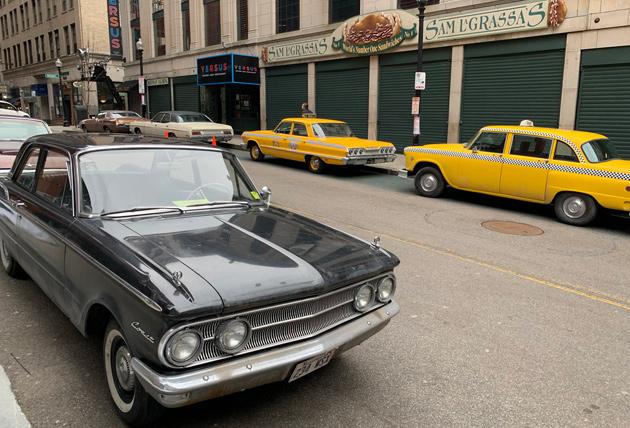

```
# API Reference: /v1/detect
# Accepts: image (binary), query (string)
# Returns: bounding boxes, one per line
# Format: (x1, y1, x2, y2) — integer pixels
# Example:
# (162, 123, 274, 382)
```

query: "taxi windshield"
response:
(581, 139, 618, 163)
(312, 122, 353, 138)
(78, 148, 260, 216)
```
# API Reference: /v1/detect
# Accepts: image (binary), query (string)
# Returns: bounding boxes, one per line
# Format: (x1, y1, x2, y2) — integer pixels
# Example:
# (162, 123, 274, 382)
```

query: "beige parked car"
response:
(131, 111, 234, 143)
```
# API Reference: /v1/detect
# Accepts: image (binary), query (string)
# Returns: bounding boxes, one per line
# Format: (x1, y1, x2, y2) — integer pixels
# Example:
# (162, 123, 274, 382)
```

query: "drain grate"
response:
(481, 220, 544, 236)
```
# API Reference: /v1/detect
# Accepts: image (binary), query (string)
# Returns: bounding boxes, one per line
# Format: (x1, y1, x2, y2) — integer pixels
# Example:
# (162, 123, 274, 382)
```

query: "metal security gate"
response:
(576, 47, 630, 159)
(265, 64, 307, 130)
(173, 76, 200, 112)
(378, 48, 451, 151)
(460, 35, 566, 142)
(148, 83, 171, 118)
(316, 57, 369, 138)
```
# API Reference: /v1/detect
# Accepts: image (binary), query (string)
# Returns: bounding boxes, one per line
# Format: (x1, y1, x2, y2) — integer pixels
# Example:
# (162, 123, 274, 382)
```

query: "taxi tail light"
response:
(191, 131, 201, 136)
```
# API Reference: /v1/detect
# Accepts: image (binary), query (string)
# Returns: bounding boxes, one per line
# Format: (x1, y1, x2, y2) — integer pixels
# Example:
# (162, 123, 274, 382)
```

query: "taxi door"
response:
(499, 134, 552, 201)
(288, 122, 309, 161)
(454, 131, 506, 194)
(269, 121, 293, 158)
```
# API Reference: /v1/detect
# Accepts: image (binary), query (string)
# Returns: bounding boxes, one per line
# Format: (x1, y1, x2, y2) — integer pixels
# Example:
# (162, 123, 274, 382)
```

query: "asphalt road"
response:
(1, 151, 629, 427)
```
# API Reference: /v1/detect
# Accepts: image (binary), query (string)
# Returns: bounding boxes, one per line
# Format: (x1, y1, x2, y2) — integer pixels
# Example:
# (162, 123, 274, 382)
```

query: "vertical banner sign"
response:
(108, 0, 122, 58)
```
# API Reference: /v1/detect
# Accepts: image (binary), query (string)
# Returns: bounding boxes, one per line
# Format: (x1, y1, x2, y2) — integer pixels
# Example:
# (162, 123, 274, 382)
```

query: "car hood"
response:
(104, 207, 397, 314)
(324, 137, 393, 149)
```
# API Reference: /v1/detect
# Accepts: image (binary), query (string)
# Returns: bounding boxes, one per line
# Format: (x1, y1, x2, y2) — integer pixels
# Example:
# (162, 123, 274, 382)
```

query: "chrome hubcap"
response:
(115, 346, 135, 392)
(311, 158, 320, 169)
(252, 146, 259, 157)
(563, 196, 587, 219)
(420, 174, 438, 192)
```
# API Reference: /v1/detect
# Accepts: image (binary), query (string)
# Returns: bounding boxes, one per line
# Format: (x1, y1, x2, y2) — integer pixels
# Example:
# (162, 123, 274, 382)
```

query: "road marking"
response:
(279, 205, 630, 312)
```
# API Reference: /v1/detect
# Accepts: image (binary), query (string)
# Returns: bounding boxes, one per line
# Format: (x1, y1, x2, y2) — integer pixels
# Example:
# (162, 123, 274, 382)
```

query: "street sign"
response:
(413, 115, 421, 135)
(411, 97, 420, 115)
(138, 77, 145, 95)
(44, 72, 69, 79)
(414, 72, 426, 90)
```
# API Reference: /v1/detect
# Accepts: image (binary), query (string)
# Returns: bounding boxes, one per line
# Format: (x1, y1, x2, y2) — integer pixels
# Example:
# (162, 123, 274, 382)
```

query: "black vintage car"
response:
(0, 134, 399, 425)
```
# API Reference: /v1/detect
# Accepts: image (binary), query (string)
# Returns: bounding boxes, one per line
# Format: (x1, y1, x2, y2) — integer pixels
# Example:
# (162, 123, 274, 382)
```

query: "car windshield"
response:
(176, 113, 212, 123)
(111, 112, 141, 118)
(0, 119, 49, 141)
(312, 122, 353, 138)
(78, 148, 261, 216)
(581, 139, 619, 163)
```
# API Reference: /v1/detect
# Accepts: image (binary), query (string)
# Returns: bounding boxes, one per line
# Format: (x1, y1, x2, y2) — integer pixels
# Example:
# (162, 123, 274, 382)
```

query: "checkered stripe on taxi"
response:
(405, 147, 630, 182)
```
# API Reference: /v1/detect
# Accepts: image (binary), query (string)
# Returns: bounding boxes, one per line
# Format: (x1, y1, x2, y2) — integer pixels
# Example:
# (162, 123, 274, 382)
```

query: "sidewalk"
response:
(0, 366, 30, 428)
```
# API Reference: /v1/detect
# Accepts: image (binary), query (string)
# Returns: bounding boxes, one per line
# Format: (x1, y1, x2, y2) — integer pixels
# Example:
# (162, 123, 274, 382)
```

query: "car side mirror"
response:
(471, 146, 478, 153)
(260, 186, 272, 207)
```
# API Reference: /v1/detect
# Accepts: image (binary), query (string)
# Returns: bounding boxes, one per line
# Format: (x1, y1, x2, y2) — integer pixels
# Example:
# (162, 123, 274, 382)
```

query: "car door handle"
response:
(12, 200, 25, 208)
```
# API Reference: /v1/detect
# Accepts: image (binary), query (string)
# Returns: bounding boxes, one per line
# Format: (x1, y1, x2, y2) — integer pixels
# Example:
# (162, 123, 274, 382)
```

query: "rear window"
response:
(581, 139, 618, 163)
(0, 119, 50, 141)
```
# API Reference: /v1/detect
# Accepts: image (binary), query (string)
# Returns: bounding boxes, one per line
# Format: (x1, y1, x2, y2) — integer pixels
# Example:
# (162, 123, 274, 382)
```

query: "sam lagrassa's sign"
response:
(424, 1, 550, 42)
(262, 38, 328, 63)
(107, 0, 122, 58)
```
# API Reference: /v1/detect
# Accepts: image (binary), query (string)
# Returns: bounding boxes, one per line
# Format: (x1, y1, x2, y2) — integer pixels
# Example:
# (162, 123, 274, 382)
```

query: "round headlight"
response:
(354, 284, 375, 312)
(166, 330, 202, 365)
(215, 319, 251, 354)
(377, 276, 396, 303)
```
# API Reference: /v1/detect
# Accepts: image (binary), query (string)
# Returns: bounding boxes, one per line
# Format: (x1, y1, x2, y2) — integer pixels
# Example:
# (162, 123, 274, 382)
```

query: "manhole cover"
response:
(481, 220, 544, 236)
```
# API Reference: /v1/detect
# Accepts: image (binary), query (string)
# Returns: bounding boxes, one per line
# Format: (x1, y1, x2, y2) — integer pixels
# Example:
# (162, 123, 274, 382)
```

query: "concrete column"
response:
(307, 62, 316, 112)
(139, 0, 153, 58)
(447, 45, 464, 143)
(368, 55, 379, 140)
(190, 0, 204, 50)
(167, 0, 181, 54)
(558, 32, 583, 130)
(260, 68, 267, 129)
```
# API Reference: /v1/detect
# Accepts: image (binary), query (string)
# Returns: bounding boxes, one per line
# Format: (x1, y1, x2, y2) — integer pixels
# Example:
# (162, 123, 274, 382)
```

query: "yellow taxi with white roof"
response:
(403, 122, 630, 226)
(242, 118, 396, 173)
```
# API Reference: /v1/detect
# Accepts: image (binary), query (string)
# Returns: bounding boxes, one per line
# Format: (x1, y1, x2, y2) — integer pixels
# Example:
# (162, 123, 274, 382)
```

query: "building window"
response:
(130, 0, 139, 20)
(181, 1, 190, 51)
(24, 3, 30, 28)
(277, 0, 298, 33)
(69, 0, 73, 10)
(153, 9, 166, 56)
(23, 41, 28, 64)
(130, 18, 141, 60)
(63, 25, 70, 55)
(37, 0, 43, 23)
(329, 0, 359, 24)
(48, 31, 53, 58)
(40, 34, 45, 60)
(46, 0, 51, 20)
(398, 0, 440, 8)
(54, 29, 60, 58)
(52, 0, 57, 17)
(152, 0, 164, 13)
(35, 36, 40, 62)
(204, 0, 221, 46)
(62, 0, 67, 12)
(70, 23, 76, 53)
(19, 5, 24, 30)
(28, 40, 33, 64)
(237, 0, 248, 40)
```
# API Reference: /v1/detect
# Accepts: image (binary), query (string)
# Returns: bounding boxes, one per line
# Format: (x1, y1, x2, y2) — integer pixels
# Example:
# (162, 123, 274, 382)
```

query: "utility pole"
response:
(55, 58, 68, 127)
(412, 0, 428, 146)
(136, 39, 146, 118)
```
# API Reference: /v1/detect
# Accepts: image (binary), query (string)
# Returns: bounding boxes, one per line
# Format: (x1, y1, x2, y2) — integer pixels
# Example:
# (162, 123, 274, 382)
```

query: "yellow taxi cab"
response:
(242, 118, 396, 173)
(403, 122, 630, 226)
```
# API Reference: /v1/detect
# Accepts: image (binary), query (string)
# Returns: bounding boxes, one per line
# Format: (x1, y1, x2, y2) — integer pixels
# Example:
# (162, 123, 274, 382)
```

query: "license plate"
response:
(288, 349, 336, 383)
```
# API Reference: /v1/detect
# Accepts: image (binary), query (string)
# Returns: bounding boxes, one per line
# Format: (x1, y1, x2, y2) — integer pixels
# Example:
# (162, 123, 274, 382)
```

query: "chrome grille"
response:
(162, 274, 391, 368)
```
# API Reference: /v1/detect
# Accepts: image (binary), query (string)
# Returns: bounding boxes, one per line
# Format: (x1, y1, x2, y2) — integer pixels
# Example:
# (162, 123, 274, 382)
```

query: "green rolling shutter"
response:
(576, 47, 630, 159)
(460, 35, 566, 142)
(173, 75, 200, 112)
(265, 64, 307, 130)
(148, 83, 171, 118)
(378, 48, 451, 151)
(316, 57, 369, 138)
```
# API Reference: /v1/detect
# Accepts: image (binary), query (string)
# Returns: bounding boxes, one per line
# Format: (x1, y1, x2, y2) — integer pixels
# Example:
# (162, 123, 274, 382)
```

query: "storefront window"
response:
(277, 0, 299, 33)
(182, 1, 190, 51)
(329, 0, 359, 24)
(204, 0, 221, 46)
(237, 0, 248, 40)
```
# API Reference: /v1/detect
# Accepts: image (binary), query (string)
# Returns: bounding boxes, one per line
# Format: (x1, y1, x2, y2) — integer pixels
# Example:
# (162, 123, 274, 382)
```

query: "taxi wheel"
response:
(249, 143, 265, 161)
(134, 128, 142, 135)
(414, 167, 445, 197)
(0, 237, 26, 278)
(554, 193, 598, 226)
(306, 156, 326, 174)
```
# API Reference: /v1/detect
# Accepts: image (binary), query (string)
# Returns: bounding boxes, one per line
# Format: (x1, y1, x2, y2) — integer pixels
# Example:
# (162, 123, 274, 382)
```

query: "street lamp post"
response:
(136, 39, 146, 118)
(412, 0, 428, 146)
(55, 58, 68, 127)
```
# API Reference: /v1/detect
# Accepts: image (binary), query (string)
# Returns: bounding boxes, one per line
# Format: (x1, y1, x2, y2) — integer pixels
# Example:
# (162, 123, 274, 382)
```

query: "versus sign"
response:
(425, 0, 550, 42)
(107, 0, 122, 58)
(197, 54, 260, 85)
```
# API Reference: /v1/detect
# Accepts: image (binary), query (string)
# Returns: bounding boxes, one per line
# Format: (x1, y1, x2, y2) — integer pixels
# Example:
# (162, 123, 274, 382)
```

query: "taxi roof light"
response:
(520, 120, 534, 127)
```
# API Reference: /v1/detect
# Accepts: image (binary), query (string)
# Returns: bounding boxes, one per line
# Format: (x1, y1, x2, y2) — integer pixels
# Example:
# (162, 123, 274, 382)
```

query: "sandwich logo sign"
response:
(331, 11, 417, 55)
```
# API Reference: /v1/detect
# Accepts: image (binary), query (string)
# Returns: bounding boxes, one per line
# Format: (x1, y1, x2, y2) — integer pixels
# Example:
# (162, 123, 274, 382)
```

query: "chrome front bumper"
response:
(190, 134, 233, 143)
(131, 301, 399, 408)
(345, 155, 396, 165)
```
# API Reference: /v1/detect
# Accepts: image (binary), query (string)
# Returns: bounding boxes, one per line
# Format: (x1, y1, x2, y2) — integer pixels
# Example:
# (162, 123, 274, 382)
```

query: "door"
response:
(173, 76, 200, 112)
(378, 48, 451, 150)
(576, 47, 630, 158)
(460, 35, 566, 142)
(500, 134, 552, 201)
(269, 121, 293, 158)
(12, 147, 77, 317)
(266, 64, 307, 130)
(455, 131, 506, 193)
(148, 84, 171, 118)
(316, 58, 369, 138)
(288, 121, 308, 161)
(147, 112, 165, 136)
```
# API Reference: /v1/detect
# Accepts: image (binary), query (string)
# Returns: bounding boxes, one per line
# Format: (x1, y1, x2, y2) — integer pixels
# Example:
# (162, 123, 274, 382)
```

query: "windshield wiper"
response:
(100, 206, 185, 218)
(183, 200, 252, 210)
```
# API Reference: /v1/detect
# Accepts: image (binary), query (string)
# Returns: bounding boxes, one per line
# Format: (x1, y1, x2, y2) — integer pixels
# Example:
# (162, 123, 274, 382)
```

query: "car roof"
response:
(482, 125, 606, 144)
(26, 133, 228, 154)
(158, 111, 205, 116)
(280, 117, 345, 125)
